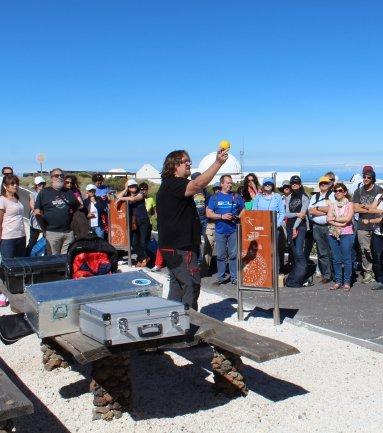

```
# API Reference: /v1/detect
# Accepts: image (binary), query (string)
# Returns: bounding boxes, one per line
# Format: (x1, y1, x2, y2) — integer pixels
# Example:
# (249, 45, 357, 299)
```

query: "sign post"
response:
(237, 210, 280, 325)
(108, 199, 132, 266)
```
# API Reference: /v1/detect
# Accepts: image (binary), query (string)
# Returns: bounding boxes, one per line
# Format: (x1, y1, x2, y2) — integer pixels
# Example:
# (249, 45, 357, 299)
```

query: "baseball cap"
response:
(290, 175, 302, 184)
(86, 184, 97, 191)
(34, 176, 46, 185)
(262, 177, 274, 185)
(127, 179, 138, 187)
(191, 172, 201, 180)
(318, 176, 330, 184)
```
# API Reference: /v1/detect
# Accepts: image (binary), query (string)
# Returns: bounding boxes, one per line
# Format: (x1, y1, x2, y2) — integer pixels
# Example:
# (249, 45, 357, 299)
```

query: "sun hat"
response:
(34, 176, 46, 185)
(127, 179, 138, 187)
(86, 184, 97, 191)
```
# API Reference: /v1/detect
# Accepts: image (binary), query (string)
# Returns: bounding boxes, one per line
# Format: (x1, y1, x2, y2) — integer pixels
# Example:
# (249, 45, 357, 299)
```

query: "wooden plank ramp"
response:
(189, 309, 299, 363)
(0, 365, 34, 422)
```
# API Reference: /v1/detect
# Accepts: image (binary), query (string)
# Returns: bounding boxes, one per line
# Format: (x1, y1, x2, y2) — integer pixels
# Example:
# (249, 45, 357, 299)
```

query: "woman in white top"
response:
(367, 194, 383, 290)
(0, 175, 26, 258)
(0, 175, 26, 307)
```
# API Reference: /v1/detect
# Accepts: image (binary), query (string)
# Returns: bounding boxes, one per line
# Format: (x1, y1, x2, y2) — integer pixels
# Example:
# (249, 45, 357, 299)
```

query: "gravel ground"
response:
(1, 265, 383, 433)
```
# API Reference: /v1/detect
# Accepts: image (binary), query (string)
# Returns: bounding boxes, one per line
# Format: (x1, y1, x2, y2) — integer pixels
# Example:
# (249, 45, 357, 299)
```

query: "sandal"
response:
(343, 284, 351, 292)
(330, 283, 341, 291)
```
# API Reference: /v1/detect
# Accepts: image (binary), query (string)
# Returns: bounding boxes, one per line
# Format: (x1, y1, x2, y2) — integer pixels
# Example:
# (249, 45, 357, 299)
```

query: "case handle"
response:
(137, 323, 163, 338)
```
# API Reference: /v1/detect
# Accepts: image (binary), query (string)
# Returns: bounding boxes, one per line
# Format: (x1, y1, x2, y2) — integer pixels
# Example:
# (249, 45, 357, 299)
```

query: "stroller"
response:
(66, 236, 119, 279)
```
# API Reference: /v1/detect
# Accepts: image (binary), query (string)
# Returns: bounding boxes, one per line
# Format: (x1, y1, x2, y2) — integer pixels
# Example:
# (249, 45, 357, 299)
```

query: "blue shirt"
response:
(208, 191, 244, 234)
(251, 192, 285, 227)
(96, 184, 110, 199)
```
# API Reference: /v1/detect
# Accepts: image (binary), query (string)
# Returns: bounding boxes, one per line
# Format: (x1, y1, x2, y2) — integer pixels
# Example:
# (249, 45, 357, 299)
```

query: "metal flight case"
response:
(79, 296, 190, 346)
(24, 271, 162, 338)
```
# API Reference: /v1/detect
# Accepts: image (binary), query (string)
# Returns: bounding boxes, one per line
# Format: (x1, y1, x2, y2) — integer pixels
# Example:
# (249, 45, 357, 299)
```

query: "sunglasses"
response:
(334, 189, 345, 193)
(3, 172, 13, 176)
(52, 173, 64, 178)
(291, 181, 301, 185)
(8, 182, 19, 186)
(363, 175, 372, 179)
(319, 182, 329, 186)
(328, 178, 335, 182)
(65, 180, 72, 184)
(247, 178, 255, 181)
(180, 159, 192, 165)
(263, 183, 273, 187)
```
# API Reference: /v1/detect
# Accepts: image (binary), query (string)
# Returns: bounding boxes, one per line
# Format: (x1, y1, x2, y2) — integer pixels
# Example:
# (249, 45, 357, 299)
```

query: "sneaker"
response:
(231, 279, 237, 285)
(303, 280, 315, 287)
(150, 266, 162, 272)
(212, 280, 225, 286)
(371, 282, 383, 291)
(362, 273, 375, 284)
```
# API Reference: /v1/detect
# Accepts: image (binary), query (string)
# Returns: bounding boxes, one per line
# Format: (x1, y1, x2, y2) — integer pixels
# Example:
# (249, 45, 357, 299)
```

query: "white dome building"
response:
(197, 152, 242, 184)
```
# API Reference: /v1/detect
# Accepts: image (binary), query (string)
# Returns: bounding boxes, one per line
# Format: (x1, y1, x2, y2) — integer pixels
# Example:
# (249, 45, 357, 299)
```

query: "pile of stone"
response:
(40, 341, 70, 371)
(211, 348, 248, 396)
(90, 354, 131, 421)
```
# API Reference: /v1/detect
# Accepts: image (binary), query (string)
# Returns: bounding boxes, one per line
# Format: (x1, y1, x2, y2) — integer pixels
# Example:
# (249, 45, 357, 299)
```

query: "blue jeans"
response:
(0, 236, 26, 259)
(328, 234, 355, 285)
(215, 231, 237, 282)
(91, 226, 105, 239)
(286, 225, 307, 287)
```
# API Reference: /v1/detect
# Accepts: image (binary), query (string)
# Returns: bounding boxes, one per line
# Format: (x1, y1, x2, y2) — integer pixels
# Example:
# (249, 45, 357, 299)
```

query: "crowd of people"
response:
(1, 158, 383, 309)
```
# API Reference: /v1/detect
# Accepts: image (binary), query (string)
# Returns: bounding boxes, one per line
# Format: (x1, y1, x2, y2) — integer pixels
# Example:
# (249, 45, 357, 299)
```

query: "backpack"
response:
(66, 236, 119, 279)
(313, 190, 332, 206)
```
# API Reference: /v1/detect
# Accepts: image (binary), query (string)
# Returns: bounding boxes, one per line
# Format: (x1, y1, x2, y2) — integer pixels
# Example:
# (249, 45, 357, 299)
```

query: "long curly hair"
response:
(161, 150, 189, 179)
(243, 173, 260, 202)
(1, 174, 20, 199)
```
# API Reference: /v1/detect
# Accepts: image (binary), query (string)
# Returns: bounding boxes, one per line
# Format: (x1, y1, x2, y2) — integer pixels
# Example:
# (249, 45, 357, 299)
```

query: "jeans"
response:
(285, 225, 307, 287)
(313, 223, 332, 279)
(0, 236, 26, 259)
(160, 248, 201, 310)
(215, 231, 238, 282)
(132, 218, 150, 262)
(372, 233, 383, 283)
(91, 226, 105, 239)
(26, 227, 41, 256)
(328, 233, 355, 285)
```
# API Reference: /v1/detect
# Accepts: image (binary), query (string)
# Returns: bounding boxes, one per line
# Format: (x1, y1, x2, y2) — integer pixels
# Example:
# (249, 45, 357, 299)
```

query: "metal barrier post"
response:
(237, 223, 244, 321)
(272, 212, 281, 325)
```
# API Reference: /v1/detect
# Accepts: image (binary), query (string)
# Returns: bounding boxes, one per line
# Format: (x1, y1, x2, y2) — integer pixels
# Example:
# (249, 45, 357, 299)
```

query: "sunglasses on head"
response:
(334, 189, 345, 193)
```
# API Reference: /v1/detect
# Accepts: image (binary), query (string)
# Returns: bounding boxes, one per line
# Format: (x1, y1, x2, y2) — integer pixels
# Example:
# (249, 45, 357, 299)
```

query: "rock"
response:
(113, 410, 123, 419)
(94, 406, 110, 414)
(93, 396, 107, 407)
(92, 412, 102, 421)
(101, 411, 114, 421)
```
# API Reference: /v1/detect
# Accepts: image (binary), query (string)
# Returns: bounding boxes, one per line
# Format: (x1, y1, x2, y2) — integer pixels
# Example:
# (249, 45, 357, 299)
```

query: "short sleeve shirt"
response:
(156, 177, 201, 249)
(0, 197, 26, 239)
(35, 187, 77, 232)
(208, 191, 244, 234)
(353, 184, 382, 230)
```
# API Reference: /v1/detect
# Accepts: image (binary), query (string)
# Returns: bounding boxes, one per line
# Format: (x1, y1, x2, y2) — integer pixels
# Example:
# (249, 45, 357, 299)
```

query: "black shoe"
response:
(212, 280, 225, 286)
(231, 280, 237, 285)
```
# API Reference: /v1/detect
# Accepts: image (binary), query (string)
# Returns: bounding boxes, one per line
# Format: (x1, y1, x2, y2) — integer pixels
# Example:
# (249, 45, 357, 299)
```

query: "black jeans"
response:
(285, 225, 307, 287)
(132, 218, 150, 262)
(160, 248, 201, 310)
(312, 223, 332, 279)
(372, 233, 383, 283)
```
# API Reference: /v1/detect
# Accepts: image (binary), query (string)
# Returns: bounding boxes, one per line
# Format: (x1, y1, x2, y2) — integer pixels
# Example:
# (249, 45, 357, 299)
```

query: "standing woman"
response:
(64, 175, 84, 208)
(327, 183, 355, 292)
(117, 179, 150, 267)
(26, 176, 46, 256)
(83, 184, 108, 238)
(243, 173, 261, 210)
(285, 175, 310, 287)
(0, 175, 26, 306)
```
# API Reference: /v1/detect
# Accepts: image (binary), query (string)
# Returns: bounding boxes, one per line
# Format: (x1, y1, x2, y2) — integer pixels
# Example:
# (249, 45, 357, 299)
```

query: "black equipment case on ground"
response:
(0, 255, 67, 294)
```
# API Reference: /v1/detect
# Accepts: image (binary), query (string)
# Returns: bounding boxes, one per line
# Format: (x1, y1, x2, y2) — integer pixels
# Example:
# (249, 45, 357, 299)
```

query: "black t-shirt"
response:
(157, 177, 201, 249)
(128, 194, 148, 221)
(353, 184, 383, 230)
(35, 187, 78, 232)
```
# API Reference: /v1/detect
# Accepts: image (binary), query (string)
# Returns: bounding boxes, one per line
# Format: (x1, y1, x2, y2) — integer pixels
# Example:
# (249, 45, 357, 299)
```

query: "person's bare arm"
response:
(184, 150, 228, 197)
(353, 203, 369, 213)
(34, 209, 47, 231)
(206, 208, 233, 221)
(29, 195, 35, 211)
(0, 210, 4, 239)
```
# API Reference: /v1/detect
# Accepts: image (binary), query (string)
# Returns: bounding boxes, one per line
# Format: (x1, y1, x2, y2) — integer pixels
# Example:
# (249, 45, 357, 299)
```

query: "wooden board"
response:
(0, 366, 33, 422)
(108, 199, 131, 250)
(189, 309, 299, 363)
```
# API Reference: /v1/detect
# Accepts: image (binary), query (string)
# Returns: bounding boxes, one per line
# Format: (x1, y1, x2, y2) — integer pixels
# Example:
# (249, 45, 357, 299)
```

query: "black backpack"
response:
(66, 236, 119, 278)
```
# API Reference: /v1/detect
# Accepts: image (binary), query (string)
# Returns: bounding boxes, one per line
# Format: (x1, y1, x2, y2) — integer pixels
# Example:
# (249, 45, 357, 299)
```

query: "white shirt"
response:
(89, 202, 98, 227)
(373, 194, 383, 236)
(309, 192, 335, 225)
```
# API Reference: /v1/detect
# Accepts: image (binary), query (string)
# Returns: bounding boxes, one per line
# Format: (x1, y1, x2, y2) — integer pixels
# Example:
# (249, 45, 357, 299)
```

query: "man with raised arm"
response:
(156, 149, 228, 310)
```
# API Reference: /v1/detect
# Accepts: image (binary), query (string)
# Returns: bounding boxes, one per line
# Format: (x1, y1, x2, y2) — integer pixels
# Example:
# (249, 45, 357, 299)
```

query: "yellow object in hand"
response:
(219, 139, 231, 150)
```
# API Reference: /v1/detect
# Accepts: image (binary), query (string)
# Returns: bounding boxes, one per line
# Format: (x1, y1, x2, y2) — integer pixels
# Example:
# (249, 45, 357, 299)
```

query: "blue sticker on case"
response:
(132, 278, 152, 286)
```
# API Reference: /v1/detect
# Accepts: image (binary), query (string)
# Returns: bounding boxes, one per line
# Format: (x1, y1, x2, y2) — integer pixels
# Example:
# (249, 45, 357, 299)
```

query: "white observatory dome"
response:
(198, 152, 241, 174)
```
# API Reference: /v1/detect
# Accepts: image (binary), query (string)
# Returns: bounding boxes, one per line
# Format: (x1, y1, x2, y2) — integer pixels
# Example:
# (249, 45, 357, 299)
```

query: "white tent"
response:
(136, 163, 161, 184)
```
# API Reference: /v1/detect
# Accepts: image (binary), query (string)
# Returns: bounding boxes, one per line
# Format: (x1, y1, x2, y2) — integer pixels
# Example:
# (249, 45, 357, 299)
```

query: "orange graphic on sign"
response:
(240, 210, 273, 288)
(109, 200, 130, 249)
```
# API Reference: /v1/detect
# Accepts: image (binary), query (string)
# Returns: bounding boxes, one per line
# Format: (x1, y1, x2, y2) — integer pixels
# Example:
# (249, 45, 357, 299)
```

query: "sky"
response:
(1, 0, 383, 175)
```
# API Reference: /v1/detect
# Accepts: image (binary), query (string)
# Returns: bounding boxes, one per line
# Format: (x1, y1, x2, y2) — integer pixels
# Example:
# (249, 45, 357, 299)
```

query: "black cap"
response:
(290, 175, 301, 184)
(191, 172, 201, 180)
